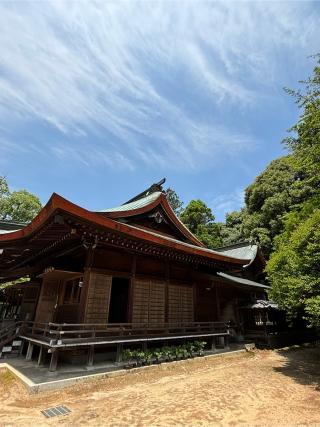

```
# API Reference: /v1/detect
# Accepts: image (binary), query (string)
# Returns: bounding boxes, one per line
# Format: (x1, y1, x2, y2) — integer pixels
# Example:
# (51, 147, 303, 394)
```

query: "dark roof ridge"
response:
(124, 178, 166, 204)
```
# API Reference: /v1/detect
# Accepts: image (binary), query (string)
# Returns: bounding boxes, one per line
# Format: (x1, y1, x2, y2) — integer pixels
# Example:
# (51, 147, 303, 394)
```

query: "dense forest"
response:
(1, 56, 319, 326)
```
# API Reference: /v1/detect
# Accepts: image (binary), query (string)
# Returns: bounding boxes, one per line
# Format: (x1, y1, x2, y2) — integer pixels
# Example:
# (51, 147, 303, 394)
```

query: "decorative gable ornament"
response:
(149, 211, 167, 224)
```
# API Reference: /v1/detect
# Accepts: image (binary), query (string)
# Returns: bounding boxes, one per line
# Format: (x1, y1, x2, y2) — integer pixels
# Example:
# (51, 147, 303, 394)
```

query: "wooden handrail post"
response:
(57, 324, 62, 345)
(43, 323, 48, 338)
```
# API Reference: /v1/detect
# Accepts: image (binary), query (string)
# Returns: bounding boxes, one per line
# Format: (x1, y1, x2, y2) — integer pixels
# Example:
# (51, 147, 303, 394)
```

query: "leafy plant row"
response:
(122, 340, 206, 366)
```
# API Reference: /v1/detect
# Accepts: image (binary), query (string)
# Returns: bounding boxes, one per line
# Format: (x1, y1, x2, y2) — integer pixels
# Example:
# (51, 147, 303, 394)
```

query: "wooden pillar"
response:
(225, 334, 230, 350)
(193, 282, 197, 322)
(19, 340, 25, 356)
(38, 346, 46, 366)
(26, 342, 34, 360)
(215, 283, 220, 321)
(127, 256, 136, 323)
(79, 246, 95, 323)
(210, 336, 216, 352)
(165, 263, 169, 323)
(116, 344, 123, 364)
(49, 350, 59, 372)
(87, 345, 94, 367)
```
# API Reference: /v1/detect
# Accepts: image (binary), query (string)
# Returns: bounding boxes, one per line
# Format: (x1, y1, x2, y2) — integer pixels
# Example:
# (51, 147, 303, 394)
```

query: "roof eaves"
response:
(0, 193, 249, 267)
(217, 272, 269, 290)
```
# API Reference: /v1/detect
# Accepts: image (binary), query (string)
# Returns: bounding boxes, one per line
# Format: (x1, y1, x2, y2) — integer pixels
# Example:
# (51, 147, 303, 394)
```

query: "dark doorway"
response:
(108, 277, 130, 323)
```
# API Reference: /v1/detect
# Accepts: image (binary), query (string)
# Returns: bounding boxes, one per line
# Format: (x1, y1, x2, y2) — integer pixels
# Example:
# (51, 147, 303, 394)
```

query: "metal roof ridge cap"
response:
(98, 191, 162, 213)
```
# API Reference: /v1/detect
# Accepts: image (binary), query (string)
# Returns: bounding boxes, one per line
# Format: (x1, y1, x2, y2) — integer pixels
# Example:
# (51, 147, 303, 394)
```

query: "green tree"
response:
(165, 187, 183, 217)
(267, 55, 320, 326)
(220, 210, 246, 246)
(283, 54, 320, 189)
(240, 156, 312, 256)
(267, 196, 320, 326)
(0, 176, 42, 222)
(0, 176, 10, 217)
(180, 199, 222, 248)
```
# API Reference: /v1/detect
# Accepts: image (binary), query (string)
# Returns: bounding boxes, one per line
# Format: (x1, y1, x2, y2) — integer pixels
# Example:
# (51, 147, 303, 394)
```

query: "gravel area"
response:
(1, 346, 320, 426)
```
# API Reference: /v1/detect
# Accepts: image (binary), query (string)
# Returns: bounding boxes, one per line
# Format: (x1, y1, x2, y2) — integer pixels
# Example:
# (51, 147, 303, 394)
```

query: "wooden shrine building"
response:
(0, 180, 269, 371)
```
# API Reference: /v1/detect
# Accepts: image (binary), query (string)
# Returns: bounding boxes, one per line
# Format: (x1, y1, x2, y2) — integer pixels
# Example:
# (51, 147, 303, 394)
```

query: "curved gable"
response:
(97, 192, 204, 247)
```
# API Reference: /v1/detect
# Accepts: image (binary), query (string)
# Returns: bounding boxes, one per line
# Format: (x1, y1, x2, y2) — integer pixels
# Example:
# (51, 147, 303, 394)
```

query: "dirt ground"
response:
(1, 346, 320, 427)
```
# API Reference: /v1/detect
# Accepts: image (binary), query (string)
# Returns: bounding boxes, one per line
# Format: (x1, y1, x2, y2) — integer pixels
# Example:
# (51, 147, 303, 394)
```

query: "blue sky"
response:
(0, 1, 319, 221)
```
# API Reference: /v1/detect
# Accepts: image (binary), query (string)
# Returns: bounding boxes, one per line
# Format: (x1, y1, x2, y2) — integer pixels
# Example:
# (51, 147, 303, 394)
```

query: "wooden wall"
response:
(168, 284, 194, 323)
(132, 279, 165, 324)
(93, 249, 132, 273)
(131, 279, 194, 324)
(83, 272, 112, 323)
(136, 257, 165, 277)
(55, 304, 80, 323)
(35, 277, 59, 323)
(20, 284, 40, 321)
(194, 282, 217, 322)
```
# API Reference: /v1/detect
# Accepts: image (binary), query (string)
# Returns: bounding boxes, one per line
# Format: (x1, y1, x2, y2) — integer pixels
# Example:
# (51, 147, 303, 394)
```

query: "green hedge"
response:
(122, 340, 206, 364)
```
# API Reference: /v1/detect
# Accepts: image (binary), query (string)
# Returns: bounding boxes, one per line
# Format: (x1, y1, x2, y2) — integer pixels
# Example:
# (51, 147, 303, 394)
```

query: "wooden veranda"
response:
(2, 320, 229, 371)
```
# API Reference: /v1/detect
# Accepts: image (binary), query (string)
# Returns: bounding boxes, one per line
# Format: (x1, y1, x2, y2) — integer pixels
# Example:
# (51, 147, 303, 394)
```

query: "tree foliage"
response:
(165, 187, 183, 217)
(0, 176, 42, 222)
(267, 196, 320, 326)
(283, 54, 320, 189)
(267, 55, 320, 326)
(180, 199, 222, 248)
(220, 210, 246, 246)
(240, 155, 312, 256)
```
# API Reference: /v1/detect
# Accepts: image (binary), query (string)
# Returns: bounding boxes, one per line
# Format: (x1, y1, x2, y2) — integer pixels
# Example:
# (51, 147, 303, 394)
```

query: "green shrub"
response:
(122, 340, 207, 364)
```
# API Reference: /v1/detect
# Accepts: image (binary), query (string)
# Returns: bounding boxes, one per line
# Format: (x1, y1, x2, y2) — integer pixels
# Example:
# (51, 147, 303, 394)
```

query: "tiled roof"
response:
(0, 220, 26, 235)
(240, 300, 278, 309)
(215, 242, 258, 266)
(127, 222, 252, 260)
(99, 192, 162, 213)
(217, 272, 269, 289)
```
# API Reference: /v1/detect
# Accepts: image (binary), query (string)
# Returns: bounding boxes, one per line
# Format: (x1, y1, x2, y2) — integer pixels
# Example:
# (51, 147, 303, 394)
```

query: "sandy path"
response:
(1, 347, 320, 426)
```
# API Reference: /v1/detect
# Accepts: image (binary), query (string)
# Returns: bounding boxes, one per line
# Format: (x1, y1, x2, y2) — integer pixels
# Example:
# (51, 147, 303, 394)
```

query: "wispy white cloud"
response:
(211, 188, 245, 220)
(0, 1, 318, 170)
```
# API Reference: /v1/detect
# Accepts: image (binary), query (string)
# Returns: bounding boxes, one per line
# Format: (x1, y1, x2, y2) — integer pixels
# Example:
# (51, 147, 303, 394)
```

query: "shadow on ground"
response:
(274, 344, 320, 390)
